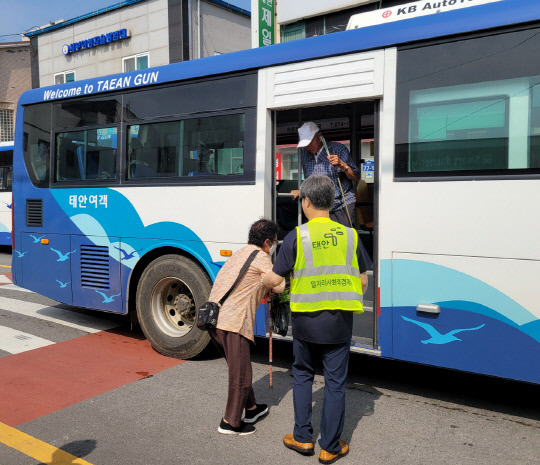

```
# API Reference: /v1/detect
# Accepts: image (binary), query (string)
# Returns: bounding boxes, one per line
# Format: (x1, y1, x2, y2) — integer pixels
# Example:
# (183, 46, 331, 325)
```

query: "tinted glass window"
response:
(123, 74, 257, 121)
(53, 97, 122, 129)
(0, 150, 13, 167)
(23, 103, 51, 188)
(56, 127, 117, 182)
(396, 27, 540, 178)
(127, 113, 245, 179)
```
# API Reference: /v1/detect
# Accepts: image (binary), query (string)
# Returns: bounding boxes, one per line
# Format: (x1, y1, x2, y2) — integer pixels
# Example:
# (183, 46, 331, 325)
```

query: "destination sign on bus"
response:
(347, 0, 502, 29)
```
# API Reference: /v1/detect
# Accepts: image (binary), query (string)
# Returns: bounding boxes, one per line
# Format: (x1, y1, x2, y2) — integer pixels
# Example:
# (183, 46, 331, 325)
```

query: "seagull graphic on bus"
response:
(95, 290, 121, 303)
(401, 315, 485, 345)
(50, 248, 76, 262)
(114, 246, 143, 261)
(56, 280, 71, 288)
(14, 250, 28, 258)
(29, 234, 45, 243)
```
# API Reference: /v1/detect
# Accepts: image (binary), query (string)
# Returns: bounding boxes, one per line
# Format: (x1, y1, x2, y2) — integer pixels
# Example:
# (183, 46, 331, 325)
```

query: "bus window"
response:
(396, 27, 540, 178)
(55, 127, 118, 181)
(23, 103, 51, 188)
(127, 113, 246, 179)
(53, 97, 122, 129)
(183, 114, 245, 176)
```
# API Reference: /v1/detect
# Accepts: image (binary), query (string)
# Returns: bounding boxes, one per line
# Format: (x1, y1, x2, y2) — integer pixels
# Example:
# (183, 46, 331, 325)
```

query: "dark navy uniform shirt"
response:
(273, 226, 372, 344)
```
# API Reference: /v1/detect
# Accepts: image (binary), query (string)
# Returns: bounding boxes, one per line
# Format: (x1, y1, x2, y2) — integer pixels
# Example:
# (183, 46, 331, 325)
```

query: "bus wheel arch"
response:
(130, 248, 212, 359)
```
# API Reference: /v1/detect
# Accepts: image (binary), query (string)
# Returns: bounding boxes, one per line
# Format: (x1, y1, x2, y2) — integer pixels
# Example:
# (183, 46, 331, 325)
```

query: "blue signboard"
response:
(62, 29, 130, 55)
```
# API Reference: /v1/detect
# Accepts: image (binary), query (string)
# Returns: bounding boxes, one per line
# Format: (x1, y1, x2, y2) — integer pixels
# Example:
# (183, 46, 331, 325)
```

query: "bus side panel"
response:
(20, 232, 73, 305)
(378, 262, 393, 357)
(71, 235, 123, 313)
(0, 203, 12, 246)
(390, 254, 540, 384)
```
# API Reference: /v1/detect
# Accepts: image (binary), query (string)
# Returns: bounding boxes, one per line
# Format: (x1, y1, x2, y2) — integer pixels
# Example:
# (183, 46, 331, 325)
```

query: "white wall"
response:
(38, 0, 169, 86)
(194, 0, 250, 58)
(276, 0, 374, 25)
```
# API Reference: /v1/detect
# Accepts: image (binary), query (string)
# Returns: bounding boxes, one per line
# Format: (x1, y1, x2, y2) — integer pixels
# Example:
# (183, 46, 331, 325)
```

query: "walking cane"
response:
(268, 298, 273, 390)
(320, 135, 354, 228)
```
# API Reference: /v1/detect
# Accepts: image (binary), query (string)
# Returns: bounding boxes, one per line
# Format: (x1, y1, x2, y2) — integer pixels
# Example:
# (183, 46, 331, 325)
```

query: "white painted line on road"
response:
(0, 275, 11, 284)
(0, 284, 32, 293)
(0, 296, 121, 333)
(0, 326, 55, 354)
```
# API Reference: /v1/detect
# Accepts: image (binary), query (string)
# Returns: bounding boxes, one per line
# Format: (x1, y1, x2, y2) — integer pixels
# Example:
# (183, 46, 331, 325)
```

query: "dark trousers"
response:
(330, 202, 355, 228)
(292, 338, 350, 453)
(211, 329, 256, 427)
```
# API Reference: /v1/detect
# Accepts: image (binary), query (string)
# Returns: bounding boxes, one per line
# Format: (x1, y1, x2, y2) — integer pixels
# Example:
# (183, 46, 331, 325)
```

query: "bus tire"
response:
(136, 254, 211, 359)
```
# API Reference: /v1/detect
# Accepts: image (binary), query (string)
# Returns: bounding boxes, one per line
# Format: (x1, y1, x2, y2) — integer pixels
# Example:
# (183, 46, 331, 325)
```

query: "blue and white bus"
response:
(12, 0, 540, 384)
(0, 142, 13, 246)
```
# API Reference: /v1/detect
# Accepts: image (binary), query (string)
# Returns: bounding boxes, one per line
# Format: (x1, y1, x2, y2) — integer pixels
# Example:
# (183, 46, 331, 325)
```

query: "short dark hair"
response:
(248, 219, 279, 247)
(299, 175, 334, 211)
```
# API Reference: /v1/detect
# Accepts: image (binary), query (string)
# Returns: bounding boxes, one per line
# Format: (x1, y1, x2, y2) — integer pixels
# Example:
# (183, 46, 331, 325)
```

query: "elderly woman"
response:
(209, 218, 285, 436)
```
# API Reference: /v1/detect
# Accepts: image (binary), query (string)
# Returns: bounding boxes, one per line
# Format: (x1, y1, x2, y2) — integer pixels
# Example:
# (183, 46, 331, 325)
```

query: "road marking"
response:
(0, 326, 54, 354)
(0, 421, 94, 465)
(0, 284, 31, 292)
(0, 295, 120, 333)
(0, 274, 11, 283)
(0, 264, 11, 269)
(0, 330, 184, 426)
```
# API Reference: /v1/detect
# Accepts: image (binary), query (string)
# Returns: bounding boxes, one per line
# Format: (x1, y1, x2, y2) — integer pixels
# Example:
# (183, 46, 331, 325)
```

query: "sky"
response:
(0, 0, 252, 43)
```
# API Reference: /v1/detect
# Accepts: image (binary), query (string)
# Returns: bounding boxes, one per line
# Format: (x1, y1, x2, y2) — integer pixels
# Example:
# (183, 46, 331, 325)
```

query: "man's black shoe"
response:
(243, 403, 269, 424)
(218, 418, 256, 435)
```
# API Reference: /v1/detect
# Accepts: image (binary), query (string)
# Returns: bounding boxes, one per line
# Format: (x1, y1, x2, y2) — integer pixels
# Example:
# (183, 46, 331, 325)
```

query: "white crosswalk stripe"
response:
(0, 284, 32, 293)
(0, 325, 55, 354)
(0, 295, 121, 333)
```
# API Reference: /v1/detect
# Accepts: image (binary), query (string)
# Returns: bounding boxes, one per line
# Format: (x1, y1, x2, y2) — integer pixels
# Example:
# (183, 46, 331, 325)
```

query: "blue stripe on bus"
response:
(16, 0, 540, 107)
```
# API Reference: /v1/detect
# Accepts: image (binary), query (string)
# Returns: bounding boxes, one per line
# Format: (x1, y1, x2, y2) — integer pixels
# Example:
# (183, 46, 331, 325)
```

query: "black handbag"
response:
(196, 249, 260, 331)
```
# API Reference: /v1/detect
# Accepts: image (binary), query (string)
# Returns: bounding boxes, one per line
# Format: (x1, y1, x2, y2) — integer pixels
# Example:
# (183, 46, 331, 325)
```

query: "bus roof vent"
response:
(80, 245, 110, 290)
(26, 199, 43, 227)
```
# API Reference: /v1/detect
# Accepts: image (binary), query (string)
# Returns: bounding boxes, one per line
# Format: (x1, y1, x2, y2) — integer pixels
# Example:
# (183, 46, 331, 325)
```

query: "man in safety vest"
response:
(263, 175, 372, 464)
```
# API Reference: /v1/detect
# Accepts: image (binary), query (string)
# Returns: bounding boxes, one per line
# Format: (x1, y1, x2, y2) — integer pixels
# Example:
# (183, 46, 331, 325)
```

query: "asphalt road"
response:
(0, 248, 539, 465)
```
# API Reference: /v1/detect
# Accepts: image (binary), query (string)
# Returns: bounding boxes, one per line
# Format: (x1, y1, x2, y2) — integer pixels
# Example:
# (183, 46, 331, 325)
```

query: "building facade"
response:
(25, 0, 250, 88)
(0, 42, 31, 141)
(251, 0, 416, 47)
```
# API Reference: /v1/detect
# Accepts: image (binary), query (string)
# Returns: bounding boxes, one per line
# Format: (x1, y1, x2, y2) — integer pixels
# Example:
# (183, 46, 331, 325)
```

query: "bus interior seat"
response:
(140, 147, 158, 172)
(95, 147, 116, 179)
(76, 145, 86, 180)
(355, 180, 374, 230)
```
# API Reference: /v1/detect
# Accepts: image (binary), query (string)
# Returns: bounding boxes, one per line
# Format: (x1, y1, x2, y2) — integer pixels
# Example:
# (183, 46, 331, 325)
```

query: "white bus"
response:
(13, 0, 540, 384)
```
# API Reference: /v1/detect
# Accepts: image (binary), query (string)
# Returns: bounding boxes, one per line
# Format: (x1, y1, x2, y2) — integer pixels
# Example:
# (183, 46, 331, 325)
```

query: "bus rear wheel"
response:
(136, 254, 211, 359)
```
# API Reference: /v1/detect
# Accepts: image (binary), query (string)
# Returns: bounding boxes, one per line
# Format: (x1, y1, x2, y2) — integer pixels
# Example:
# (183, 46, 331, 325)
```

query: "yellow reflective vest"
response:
(290, 217, 364, 314)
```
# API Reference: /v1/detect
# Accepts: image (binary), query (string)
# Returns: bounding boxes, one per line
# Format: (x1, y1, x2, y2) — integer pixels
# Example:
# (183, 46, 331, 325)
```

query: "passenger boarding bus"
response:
(0, 142, 13, 246)
(12, 0, 540, 384)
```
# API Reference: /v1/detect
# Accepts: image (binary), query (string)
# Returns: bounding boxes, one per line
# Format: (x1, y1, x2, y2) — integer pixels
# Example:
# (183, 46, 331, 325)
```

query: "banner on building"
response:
(347, 0, 502, 30)
(259, 0, 275, 47)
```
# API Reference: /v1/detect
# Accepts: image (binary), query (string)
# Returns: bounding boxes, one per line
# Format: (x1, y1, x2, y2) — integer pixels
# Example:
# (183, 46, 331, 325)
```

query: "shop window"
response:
(54, 71, 75, 85)
(0, 110, 14, 142)
(280, 22, 305, 43)
(123, 53, 150, 72)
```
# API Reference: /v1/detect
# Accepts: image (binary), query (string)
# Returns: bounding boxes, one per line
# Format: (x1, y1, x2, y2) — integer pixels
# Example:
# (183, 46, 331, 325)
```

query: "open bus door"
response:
(273, 103, 379, 354)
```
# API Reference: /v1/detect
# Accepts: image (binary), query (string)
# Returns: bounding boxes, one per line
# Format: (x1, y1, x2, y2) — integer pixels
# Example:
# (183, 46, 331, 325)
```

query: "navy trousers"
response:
(292, 338, 350, 453)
